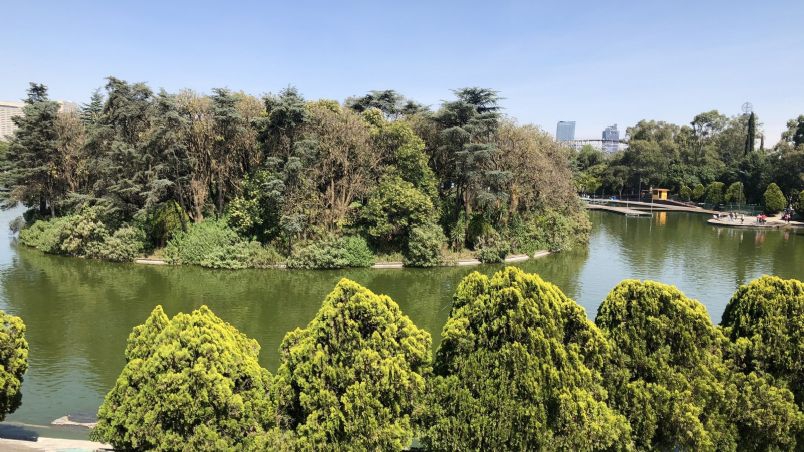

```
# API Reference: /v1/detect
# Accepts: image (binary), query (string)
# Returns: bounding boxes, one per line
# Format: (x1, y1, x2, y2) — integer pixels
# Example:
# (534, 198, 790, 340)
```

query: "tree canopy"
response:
(0, 310, 28, 421)
(91, 306, 273, 450)
(420, 267, 631, 451)
(271, 279, 432, 450)
(596, 280, 803, 451)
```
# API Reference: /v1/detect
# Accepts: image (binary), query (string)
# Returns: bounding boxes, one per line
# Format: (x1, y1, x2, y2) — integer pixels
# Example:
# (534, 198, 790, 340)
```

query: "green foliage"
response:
(356, 175, 436, 251)
(18, 209, 145, 262)
(403, 223, 445, 267)
(286, 236, 374, 269)
(474, 238, 509, 263)
(87, 226, 146, 262)
(679, 184, 692, 201)
(0, 311, 28, 421)
(145, 201, 188, 248)
(704, 181, 725, 205)
(692, 183, 706, 201)
(271, 279, 431, 450)
(724, 181, 745, 205)
(763, 182, 786, 213)
(596, 280, 803, 451)
(91, 305, 273, 450)
(420, 267, 631, 451)
(721, 276, 804, 406)
(165, 219, 283, 269)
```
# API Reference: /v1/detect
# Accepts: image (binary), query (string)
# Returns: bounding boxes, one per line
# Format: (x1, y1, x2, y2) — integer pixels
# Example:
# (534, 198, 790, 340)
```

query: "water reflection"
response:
(0, 209, 800, 436)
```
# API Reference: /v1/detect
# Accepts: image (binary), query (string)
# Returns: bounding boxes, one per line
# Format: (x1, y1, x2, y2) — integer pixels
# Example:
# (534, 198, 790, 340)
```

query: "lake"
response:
(0, 208, 801, 439)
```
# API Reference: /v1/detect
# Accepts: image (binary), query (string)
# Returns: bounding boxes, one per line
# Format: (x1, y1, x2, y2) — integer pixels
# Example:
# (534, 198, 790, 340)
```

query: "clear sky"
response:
(3, 0, 803, 143)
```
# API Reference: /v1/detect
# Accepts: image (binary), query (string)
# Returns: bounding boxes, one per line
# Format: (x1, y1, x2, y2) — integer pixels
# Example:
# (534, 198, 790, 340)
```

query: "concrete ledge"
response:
(134, 258, 167, 265)
(504, 254, 529, 263)
(455, 258, 482, 266)
(371, 262, 404, 269)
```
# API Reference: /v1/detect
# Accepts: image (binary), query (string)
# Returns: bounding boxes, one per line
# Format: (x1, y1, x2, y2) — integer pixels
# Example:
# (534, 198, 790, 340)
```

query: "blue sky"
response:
(3, 0, 803, 143)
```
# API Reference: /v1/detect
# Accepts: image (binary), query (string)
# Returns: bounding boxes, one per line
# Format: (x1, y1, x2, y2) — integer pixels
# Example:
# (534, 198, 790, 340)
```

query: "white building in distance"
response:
(0, 100, 80, 141)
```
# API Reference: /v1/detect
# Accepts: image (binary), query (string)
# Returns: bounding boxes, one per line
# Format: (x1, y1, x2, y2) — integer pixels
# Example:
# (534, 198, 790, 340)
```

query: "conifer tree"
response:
(91, 306, 273, 450)
(597, 280, 803, 451)
(722, 276, 804, 407)
(5, 83, 63, 216)
(272, 279, 431, 450)
(0, 310, 28, 421)
(420, 267, 631, 451)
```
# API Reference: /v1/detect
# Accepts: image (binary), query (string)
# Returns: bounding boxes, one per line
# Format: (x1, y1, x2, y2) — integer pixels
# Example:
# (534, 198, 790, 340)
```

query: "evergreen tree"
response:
(80, 89, 104, 125)
(91, 305, 273, 450)
(271, 279, 431, 450)
(724, 181, 745, 205)
(5, 83, 63, 216)
(596, 280, 803, 451)
(420, 267, 631, 451)
(0, 310, 28, 421)
(744, 112, 756, 154)
(721, 276, 804, 407)
(763, 182, 786, 213)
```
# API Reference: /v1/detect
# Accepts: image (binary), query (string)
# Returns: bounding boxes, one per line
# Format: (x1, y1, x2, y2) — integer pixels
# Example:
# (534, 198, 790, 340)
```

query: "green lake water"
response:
(0, 208, 801, 439)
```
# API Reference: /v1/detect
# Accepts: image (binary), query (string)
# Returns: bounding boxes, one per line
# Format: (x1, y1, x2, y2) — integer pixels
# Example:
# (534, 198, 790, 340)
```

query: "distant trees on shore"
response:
(3, 81, 588, 269)
(82, 269, 804, 450)
(571, 112, 804, 214)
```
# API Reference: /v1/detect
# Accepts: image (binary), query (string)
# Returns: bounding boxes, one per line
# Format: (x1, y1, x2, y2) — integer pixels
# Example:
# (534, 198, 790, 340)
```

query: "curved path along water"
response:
(0, 208, 800, 440)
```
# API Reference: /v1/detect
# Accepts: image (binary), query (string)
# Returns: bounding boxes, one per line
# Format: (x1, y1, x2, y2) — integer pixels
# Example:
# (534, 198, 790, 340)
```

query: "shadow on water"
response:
(0, 208, 800, 438)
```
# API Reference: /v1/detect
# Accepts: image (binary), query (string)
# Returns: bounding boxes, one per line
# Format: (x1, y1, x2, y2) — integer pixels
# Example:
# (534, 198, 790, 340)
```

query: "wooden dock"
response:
(585, 203, 651, 216)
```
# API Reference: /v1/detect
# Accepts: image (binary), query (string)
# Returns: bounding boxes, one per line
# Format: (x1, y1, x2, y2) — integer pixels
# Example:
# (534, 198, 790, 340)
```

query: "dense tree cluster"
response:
(4, 82, 587, 268)
(88, 269, 804, 450)
(573, 111, 803, 213)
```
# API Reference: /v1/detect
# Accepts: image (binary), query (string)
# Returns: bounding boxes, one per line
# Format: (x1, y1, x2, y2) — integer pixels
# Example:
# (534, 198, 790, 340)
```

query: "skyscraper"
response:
(602, 124, 619, 152)
(556, 121, 575, 142)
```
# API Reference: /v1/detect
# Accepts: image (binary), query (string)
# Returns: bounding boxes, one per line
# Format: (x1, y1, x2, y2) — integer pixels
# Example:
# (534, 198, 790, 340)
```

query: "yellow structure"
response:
(651, 188, 669, 201)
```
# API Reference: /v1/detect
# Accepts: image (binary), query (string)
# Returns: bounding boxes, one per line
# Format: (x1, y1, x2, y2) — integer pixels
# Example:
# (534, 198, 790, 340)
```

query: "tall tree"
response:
(5, 83, 63, 216)
(744, 112, 756, 154)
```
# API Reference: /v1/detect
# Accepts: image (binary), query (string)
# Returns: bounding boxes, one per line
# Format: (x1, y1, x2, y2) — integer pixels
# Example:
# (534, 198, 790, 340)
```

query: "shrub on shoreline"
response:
(286, 235, 374, 269)
(164, 219, 283, 269)
(19, 209, 146, 262)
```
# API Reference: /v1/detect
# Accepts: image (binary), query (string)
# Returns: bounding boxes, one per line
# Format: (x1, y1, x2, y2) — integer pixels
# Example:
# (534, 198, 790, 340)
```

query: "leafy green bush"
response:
(597, 280, 803, 450)
(356, 175, 436, 251)
(763, 182, 786, 213)
(271, 279, 431, 450)
(87, 227, 146, 262)
(420, 268, 630, 450)
(692, 183, 706, 201)
(91, 306, 273, 450)
(679, 184, 692, 201)
(474, 239, 509, 263)
(721, 275, 804, 406)
(403, 223, 445, 267)
(705, 181, 725, 205)
(165, 219, 283, 269)
(0, 311, 28, 421)
(19, 209, 146, 262)
(286, 236, 374, 269)
(724, 181, 745, 204)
